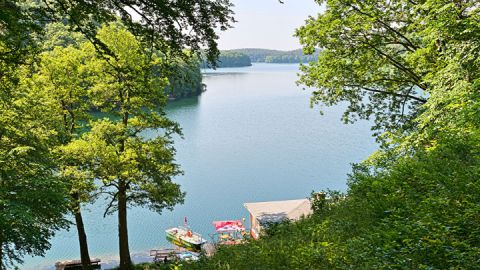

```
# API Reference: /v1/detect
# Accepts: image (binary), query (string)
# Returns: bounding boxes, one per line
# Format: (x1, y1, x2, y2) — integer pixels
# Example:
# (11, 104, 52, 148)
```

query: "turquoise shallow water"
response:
(22, 63, 376, 269)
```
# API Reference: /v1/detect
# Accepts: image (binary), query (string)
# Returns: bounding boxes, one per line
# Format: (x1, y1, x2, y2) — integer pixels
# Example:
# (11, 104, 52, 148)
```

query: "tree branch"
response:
(400, 85, 415, 123)
(362, 35, 426, 90)
(346, 84, 427, 103)
(103, 191, 119, 218)
(348, 3, 419, 51)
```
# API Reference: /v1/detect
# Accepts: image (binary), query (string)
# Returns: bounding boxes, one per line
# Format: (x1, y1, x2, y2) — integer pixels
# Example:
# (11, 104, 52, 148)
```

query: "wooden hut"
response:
(244, 199, 312, 239)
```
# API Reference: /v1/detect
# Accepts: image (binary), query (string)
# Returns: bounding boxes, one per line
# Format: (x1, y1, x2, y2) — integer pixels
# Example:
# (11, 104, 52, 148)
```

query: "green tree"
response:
(163, 53, 204, 99)
(0, 48, 70, 268)
(0, 2, 73, 265)
(295, 0, 480, 145)
(1, 0, 234, 65)
(38, 22, 87, 51)
(0, 151, 69, 269)
(295, 0, 430, 140)
(70, 24, 184, 270)
(223, 48, 319, 63)
(28, 43, 97, 270)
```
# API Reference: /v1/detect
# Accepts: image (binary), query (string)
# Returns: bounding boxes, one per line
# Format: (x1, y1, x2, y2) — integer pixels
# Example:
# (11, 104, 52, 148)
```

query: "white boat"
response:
(165, 226, 207, 251)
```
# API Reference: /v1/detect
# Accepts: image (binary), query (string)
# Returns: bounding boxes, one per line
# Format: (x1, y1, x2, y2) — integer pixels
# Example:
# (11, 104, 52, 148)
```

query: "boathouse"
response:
(244, 199, 312, 239)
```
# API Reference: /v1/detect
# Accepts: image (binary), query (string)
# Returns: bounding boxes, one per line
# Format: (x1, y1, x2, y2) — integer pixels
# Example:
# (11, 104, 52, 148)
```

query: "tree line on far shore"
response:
(228, 48, 320, 63)
(201, 48, 320, 68)
(201, 51, 252, 68)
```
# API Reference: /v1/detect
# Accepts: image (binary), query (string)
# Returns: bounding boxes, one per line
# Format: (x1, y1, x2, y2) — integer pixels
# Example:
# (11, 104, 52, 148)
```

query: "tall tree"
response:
(0, 2, 72, 266)
(29, 43, 96, 270)
(0, 45, 70, 268)
(70, 24, 184, 270)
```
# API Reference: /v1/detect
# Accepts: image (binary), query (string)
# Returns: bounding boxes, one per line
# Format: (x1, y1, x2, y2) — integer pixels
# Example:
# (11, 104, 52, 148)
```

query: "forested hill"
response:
(227, 48, 320, 63)
(201, 51, 252, 68)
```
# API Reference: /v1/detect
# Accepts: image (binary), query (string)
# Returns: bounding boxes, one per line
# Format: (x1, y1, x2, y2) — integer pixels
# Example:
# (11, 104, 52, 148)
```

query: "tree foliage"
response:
(164, 54, 204, 99)
(2, 0, 234, 65)
(0, 59, 70, 268)
(0, 165, 69, 268)
(296, 0, 431, 140)
(30, 41, 98, 269)
(84, 23, 185, 212)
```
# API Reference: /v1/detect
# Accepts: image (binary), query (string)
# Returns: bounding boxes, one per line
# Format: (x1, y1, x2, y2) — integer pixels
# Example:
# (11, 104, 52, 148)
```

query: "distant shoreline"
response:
(201, 48, 319, 68)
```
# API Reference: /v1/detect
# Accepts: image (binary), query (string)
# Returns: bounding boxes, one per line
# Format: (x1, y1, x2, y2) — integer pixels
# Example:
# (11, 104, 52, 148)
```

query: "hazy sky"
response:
(217, 0, 324, 51)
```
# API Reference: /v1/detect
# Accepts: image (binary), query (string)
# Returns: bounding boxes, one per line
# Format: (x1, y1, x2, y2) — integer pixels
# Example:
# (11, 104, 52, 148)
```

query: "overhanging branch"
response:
(346, 84, 427, 103)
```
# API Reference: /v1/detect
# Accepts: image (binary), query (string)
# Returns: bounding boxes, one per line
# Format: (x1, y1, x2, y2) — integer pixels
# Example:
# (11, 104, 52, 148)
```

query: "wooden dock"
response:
(149, 249, 178, 263)
(54, 258, 101, 270)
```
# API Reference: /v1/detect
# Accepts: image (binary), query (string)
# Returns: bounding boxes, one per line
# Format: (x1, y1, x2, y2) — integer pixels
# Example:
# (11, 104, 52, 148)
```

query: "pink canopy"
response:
(213, 220, 245, 232)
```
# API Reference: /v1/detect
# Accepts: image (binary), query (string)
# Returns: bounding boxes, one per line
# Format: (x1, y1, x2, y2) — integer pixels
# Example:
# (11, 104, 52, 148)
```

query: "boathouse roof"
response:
(244, 199, 312, 224)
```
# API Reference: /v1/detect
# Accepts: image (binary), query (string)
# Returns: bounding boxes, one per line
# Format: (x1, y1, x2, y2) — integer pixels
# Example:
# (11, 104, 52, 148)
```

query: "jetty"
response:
(54, 258, 101, 270)
(150, 248, 200, 263)
(149, 248, 178, 263)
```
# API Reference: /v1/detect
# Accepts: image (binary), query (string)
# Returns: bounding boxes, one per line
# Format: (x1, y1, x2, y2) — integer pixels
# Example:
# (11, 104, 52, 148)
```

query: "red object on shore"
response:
(213, 220, 245, 232)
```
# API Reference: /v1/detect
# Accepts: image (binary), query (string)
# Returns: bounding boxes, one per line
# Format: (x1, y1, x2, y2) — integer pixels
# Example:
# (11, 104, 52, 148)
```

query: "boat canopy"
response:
(213, 220, 245, 232)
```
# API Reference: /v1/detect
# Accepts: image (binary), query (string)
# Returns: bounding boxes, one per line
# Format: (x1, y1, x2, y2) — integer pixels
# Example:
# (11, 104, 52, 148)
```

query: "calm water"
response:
(23, 63, 376, 269)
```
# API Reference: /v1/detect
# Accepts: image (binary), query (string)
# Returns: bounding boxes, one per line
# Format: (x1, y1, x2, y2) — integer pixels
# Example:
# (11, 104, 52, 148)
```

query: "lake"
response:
(23, 63, 376, 269)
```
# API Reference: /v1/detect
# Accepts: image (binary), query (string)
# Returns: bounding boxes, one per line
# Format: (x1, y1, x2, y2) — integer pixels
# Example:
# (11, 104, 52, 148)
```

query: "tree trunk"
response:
(118, 181, 132, 270)
(72, 194, 92, 270)
(117, 94, 132, 269)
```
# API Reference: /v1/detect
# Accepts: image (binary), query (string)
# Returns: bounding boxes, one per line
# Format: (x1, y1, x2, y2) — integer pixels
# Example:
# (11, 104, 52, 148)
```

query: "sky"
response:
(217, 0, 323, 51)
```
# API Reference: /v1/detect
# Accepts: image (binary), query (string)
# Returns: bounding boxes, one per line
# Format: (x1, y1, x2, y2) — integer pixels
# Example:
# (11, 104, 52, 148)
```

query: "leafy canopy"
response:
(296, 0, 431, 140)
(69, 23, 185, 216)
(0, 65, 70, 267)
